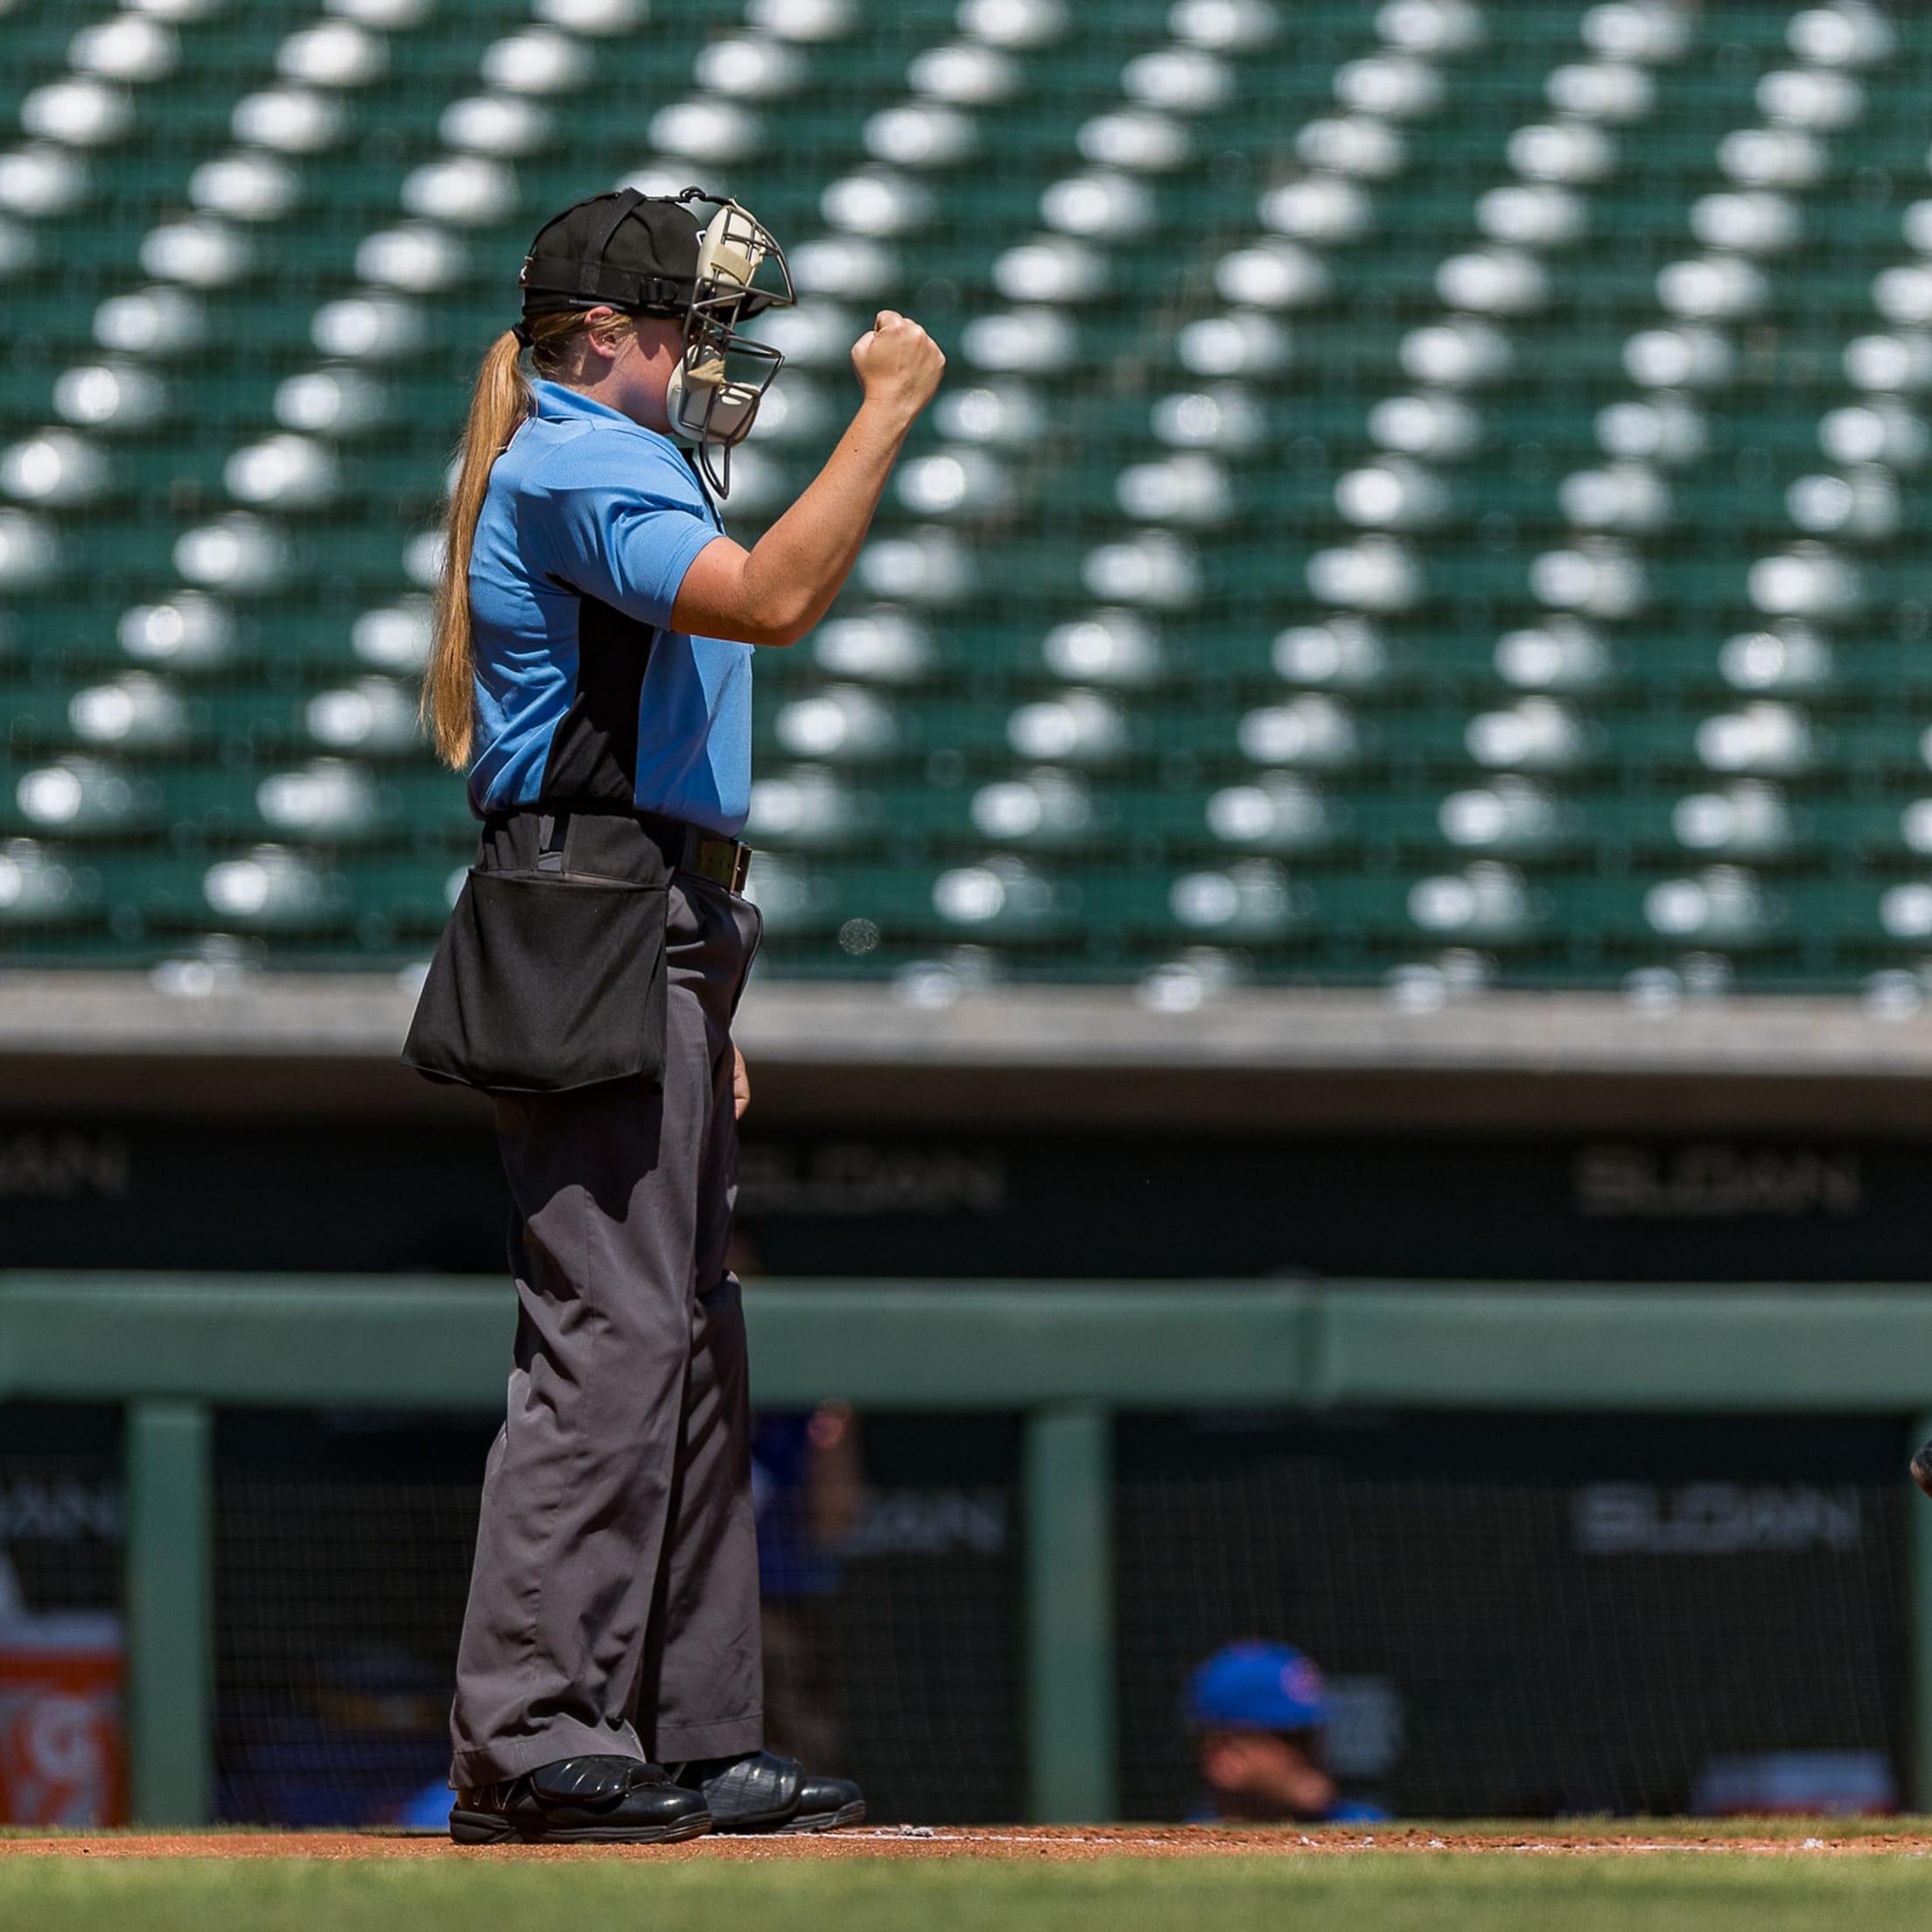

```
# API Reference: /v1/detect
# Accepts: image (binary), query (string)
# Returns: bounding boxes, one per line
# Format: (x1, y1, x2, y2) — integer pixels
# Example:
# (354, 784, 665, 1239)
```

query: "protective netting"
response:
(0, 1405, 125, 1825)
(778, 1412, 1023, 1824)
(213, 1410, 484, 1828)
(1116, 1410, 1911, 1821)
(209, 1408, 1021, 1826)
(1, 1398, 1910, 1825)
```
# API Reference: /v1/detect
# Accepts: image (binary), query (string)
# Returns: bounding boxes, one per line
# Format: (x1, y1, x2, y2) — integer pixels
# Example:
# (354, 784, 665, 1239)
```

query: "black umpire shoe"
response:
(449, 1754, 712, 1844)
(671, 1751, 865, 1834)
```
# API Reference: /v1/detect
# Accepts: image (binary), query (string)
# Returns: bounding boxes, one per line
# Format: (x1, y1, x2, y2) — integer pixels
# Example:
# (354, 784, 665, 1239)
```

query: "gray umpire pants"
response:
(449, 873, 765, 1788)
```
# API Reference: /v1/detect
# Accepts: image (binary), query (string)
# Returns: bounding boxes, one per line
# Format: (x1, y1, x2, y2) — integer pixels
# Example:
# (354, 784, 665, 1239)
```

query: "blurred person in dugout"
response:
(751, 1404, 862, 1768)
(1185, 1642, 1390, 1825)
(735, 1234, 865, 1774)
(401, 184, 943, 1844)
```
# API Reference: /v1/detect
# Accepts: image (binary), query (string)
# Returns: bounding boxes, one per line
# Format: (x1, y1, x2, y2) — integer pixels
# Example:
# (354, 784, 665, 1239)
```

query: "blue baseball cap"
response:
(1185, 1641, 1328, 1732)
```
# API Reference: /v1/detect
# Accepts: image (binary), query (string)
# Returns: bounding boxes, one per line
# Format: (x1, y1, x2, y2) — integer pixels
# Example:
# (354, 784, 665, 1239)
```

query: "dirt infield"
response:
(3, 1825, 1928, 1861)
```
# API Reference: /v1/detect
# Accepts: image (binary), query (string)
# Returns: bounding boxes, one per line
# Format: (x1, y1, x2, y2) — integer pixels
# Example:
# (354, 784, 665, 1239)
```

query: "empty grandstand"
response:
(1, 0, 1928, 998)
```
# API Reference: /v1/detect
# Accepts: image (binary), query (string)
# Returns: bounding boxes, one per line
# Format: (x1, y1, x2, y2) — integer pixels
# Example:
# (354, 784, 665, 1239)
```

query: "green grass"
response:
(8, 1856, 1932, 1932)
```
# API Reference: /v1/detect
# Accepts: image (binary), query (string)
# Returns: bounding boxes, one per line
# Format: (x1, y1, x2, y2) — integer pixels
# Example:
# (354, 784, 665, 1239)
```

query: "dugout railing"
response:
(4, 1274, 1932, 1825)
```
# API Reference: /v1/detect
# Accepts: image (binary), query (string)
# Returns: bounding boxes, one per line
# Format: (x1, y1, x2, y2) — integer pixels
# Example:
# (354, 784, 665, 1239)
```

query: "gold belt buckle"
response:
(690, 836, 752, 894)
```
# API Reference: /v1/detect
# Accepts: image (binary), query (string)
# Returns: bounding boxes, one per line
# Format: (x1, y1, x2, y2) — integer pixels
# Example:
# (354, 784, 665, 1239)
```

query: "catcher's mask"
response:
(515, 185, 794, 497)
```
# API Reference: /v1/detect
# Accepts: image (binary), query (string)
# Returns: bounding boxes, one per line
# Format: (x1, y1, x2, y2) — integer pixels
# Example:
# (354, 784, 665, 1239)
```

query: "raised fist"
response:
(850, 310, 945, 420)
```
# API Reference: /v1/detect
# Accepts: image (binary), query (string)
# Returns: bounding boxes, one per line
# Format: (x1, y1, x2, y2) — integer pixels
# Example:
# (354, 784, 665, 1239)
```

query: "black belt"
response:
(481, 806, 752, 897)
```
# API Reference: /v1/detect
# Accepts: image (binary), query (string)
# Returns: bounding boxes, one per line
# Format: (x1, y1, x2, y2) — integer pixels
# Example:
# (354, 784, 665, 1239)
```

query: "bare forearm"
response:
(669, 309, 944, 646)
(740, 399, 914, 640)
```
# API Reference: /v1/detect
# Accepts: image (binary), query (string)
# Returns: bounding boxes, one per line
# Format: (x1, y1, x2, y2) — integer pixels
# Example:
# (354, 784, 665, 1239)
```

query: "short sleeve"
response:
(524, 437, 721, 629)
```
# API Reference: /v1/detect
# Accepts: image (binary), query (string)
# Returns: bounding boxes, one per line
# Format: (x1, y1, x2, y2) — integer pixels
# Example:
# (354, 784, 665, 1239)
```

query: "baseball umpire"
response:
(402, 185, 943, 1843)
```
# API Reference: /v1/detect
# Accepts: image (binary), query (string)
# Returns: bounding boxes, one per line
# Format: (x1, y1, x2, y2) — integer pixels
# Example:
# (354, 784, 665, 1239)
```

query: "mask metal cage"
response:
(673, 192, 796, 497)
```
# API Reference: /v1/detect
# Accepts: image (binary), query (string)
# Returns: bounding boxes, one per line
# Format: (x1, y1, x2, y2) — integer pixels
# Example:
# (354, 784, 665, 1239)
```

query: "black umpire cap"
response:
(516, 189, 704, 332)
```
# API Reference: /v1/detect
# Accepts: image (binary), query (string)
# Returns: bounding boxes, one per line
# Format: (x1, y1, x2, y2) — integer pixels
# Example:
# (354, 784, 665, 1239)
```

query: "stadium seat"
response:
(4, 0, 1932, 998)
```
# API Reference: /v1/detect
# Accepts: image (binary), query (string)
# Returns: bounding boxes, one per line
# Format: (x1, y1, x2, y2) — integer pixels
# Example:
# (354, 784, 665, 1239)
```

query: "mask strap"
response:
(579, 189, 646, 298)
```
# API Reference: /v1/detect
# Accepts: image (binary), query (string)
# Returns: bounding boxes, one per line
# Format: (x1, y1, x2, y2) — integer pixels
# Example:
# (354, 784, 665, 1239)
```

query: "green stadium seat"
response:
(4, 0, 1932, 996)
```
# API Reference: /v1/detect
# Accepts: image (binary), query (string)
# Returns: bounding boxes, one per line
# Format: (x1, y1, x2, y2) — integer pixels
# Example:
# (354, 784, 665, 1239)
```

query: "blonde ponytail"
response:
(422, 309, 647, 770)
(424, 329, 529, 769)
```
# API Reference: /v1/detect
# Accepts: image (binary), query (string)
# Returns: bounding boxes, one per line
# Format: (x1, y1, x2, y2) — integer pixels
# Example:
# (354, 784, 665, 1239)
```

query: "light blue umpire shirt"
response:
(465, 378, 751, 837)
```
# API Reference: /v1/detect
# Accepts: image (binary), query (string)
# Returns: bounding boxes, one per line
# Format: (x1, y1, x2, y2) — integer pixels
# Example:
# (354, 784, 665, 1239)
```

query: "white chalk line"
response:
(839, 1826, 1907, 1857)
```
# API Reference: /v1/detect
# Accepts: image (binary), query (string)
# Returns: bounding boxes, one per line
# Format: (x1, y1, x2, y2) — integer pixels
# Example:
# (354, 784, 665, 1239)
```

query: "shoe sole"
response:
(713, 1799, 866, 1837)
(775, 1799, 867, 1835)
(448, 1809, 713, 1846)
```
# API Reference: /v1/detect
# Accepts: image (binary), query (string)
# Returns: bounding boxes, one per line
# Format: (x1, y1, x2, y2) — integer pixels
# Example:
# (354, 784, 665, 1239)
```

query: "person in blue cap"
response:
(1184, 1640, 1390, 1824)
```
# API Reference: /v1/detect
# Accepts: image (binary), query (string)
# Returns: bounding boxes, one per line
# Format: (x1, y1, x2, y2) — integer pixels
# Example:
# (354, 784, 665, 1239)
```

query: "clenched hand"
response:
(850, 310, 945, 424)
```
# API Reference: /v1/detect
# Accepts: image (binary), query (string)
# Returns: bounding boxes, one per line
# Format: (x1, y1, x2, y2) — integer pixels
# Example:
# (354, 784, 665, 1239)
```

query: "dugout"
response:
(1, 977, 1931, 1827)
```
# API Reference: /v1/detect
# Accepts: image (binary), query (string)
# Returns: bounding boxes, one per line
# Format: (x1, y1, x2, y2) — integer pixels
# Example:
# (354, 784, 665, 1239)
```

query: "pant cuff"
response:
(654, 1710, 763, 1761)
(448, 1718, 645, 1790)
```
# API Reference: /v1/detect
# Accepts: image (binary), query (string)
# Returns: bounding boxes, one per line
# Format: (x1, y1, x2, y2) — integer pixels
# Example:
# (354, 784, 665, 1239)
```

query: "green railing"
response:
(4, 1274, 1932, 1825)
